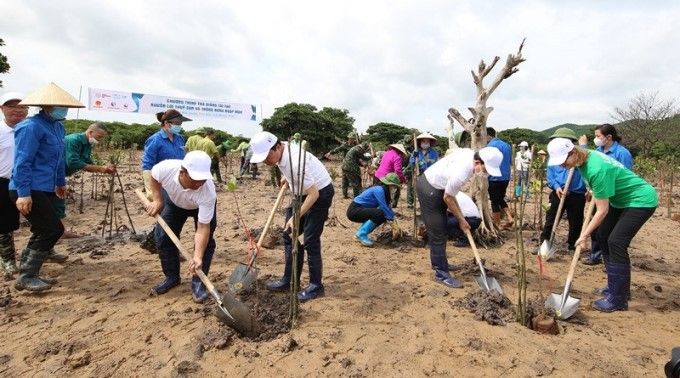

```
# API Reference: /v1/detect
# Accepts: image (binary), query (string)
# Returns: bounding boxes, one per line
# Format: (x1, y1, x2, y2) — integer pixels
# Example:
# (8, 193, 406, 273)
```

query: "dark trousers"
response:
(416, 176, 449, 271)
(346, 201, 387, 225)
(447, 216, 482, 241)
(281, 184, 334, 285)
(0, 178, 20, 233)
(597, 206, 655, 265)
(154, 191, 217, 279)
(540, 191, 586, 247)
(211, 157, 223, 183)
(341, 168, 362, 198)
(9, 190, 64, 251)
(488, 180, 509, 212)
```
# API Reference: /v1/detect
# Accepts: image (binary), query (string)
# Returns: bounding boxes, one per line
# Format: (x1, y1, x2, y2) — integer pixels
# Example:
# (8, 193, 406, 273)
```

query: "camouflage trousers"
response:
(342, 168, 363, 199)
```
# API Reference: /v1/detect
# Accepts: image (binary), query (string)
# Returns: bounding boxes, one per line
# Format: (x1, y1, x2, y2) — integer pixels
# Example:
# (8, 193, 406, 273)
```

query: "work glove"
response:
(389, 219, 403, 240)
(142, 170, 154, 201)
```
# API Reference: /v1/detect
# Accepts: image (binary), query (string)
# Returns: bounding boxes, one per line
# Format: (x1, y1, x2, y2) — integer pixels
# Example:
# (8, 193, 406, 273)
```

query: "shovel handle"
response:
(244, 184, 287, 269)
(464, 229, 490, 290)
(560, 196, 597, 300)
(134, 189, 220, 300)
(549, 167, 575, 243)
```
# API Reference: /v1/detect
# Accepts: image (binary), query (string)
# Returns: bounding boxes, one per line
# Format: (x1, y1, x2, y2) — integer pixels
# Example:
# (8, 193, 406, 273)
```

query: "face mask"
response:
(170, 125, 182, 134)
(49, 107, 68, 121)
(420, 142, 430, 150)
(593, 137, 604, 147)
(88, 137, 99, 145)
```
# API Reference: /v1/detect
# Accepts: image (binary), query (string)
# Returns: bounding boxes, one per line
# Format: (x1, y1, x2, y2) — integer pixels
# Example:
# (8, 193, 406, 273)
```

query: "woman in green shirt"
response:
(547, 138, 658, 313)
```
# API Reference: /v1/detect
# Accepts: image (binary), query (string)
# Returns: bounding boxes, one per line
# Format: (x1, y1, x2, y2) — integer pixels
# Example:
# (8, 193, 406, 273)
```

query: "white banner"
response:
(87, 88, 257, 121)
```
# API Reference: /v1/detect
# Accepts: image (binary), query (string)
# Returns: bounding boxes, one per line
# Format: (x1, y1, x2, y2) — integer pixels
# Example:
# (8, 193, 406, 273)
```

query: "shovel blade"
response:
(538, 240, 557, 260)
(228, 262, 258, 295)
(474, 276, 504, 294)
(545, 293, 581, 319)
(215, 292, 258, 336)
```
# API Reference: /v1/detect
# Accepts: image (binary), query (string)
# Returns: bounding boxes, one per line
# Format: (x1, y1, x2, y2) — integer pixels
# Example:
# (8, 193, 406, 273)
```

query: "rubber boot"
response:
(15, 248, 52, 292)
(592, 262, 629, 312)
(298, 249, 324, 302)
(430, 245, 463, 288)
(18, 248, 57, 284)
(151, 248, 181, 295)
(592, 255, 630, 299)
(355, 220, 377, 247)
(0, 233, 18, 275)
(44, 248, 68, 264)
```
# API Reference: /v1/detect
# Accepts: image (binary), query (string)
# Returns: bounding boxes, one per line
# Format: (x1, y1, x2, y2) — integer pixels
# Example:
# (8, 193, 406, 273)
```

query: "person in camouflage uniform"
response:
(324, 131, 358, 159)
(341, 142, 371, 198)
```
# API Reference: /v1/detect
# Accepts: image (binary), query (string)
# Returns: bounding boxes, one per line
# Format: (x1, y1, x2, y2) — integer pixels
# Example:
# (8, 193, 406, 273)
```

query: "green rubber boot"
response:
(15, 248, 52, 292)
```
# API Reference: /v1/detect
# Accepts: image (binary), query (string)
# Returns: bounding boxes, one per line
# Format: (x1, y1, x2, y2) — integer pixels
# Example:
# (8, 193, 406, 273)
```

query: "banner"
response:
(87, 88, 257, 121)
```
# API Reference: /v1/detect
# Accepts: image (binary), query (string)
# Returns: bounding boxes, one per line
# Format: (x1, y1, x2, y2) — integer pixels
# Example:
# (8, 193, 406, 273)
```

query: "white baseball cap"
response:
(182, 151, 213, 181)
(249, 131, 278, 163)
(519, 141, 529, 147)
(479, 146, 503, 177)
(547, 138, 575, 166)
(1, 92, 24, 106)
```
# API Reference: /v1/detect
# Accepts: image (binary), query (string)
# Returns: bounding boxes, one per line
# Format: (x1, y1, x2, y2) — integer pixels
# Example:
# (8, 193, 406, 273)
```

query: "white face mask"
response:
(89, 137, 99, 145)
(420, 142, 430, 150)
(593, 137, 605, 147)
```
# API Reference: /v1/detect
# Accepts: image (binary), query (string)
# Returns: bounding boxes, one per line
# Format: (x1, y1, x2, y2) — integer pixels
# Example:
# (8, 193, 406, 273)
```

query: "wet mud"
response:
(454, 290, 515, 326)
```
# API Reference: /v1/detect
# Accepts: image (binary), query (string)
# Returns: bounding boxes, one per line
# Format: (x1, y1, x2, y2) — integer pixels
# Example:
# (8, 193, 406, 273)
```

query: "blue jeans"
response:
(281, 184, 334, 286)
(154, 190, 217, 280)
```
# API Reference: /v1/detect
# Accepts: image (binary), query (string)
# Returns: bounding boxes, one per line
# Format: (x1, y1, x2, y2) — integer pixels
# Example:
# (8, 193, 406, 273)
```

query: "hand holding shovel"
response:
(539, 167, 575, 260)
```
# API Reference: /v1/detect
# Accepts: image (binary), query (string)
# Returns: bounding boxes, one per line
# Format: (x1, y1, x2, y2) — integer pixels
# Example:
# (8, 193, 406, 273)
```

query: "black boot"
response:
(592, 262, 629, 312)
(15, 248, 52, 292)
(0, 233, 18, 275)
(44, 248, 68, 264)
(298, 249, 324, 302)
(18, 248, 57, 284)
(151, 247, 181, 295)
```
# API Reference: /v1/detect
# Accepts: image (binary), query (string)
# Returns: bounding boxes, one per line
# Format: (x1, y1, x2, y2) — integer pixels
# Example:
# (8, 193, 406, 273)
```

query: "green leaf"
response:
(226, 176, 238, 192)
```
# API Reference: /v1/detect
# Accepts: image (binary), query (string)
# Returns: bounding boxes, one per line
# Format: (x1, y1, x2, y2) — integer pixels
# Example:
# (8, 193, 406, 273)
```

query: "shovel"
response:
(465, 229, 503, 294)
(545, 198, 596, 319)
(228, 184, 286, 294)
(135, 189, 255, 334)
(539, 167, 575, 260)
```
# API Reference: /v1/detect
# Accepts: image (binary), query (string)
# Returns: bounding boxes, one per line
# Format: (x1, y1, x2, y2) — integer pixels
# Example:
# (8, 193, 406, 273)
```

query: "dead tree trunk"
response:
(446, 39, 526, 245)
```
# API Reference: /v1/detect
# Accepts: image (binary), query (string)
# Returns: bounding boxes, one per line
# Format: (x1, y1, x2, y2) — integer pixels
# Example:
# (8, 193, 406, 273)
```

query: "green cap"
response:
(550, 127, 577, 141)
(454, 131, 469, 146)
(379, 172, 400, 186)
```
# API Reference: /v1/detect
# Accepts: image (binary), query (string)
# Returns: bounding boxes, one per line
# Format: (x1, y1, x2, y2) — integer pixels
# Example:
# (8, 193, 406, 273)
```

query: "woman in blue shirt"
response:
(9, 83, 85, 292)
(347, 173, 401, 247)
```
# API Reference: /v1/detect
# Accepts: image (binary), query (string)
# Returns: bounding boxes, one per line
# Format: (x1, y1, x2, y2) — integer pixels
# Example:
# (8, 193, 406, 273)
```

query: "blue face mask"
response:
(49, 107, 68, 121)
(170, 125, 182, 134)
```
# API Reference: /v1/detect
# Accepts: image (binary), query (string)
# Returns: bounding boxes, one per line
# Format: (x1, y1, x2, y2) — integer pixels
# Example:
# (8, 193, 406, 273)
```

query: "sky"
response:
(1, 0, 679, 137)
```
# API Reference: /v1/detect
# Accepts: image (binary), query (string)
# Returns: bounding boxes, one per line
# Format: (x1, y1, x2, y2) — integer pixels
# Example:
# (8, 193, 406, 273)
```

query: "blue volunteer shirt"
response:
(597, 141, 633, 170)
(547, 166, 586, 194)
(487, 137, 512, 181)
(409, 148, 439, 172)
(141, 129, 185, 170)
(9, 112, 66, 197)
(352, 185, 395, 221)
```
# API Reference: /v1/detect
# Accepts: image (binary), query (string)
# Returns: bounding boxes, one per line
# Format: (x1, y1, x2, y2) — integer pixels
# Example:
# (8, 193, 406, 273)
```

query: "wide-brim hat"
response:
(416, 132, 437, 145)
(19, 82, 84, 108)
(389, 143, 407, 156)
(550, 127, 577, 141)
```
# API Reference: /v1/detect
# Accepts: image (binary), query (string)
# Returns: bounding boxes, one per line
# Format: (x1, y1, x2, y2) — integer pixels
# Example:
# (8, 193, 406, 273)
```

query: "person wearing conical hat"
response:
(8, 83, 84, 292)
(374, 143, 408, 208)
(0, 92, 28, 275)
(407, 132, 440, 208)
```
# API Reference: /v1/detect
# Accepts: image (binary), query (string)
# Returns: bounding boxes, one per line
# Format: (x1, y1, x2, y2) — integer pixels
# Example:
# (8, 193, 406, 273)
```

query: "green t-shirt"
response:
(64, 132, 93, 177)
(579, 150, 658, 208)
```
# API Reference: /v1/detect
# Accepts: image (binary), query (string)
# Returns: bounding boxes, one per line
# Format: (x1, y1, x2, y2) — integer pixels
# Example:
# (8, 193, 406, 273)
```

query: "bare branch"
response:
(448, 107, 472, 132)
(486, 41, 526, 97)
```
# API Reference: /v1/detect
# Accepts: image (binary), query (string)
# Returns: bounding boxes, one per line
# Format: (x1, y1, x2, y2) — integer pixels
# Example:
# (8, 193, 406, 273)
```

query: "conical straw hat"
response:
(19, 82, 84, 108)
(416, 132, 437, 145)
(389, 143, 407, 156)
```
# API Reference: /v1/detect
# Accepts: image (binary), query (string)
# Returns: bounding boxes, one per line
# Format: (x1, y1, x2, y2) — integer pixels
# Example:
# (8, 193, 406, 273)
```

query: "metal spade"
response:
(228, 184, 286, 294)
(135, 189, 255, 334)
(539, 168, 575, 260)
(465, 230, 503, 294)
(545, 198, 596, 319)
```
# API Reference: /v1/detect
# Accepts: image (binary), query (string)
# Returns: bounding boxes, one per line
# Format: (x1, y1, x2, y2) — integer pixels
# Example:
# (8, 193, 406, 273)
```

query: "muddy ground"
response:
(1, 158, 679, 376)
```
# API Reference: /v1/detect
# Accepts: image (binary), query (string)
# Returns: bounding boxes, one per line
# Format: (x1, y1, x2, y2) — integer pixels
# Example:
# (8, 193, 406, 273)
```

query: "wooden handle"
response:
(255, 185, 286, 248)
(562, 197, 597, 287)
(134, 189, 217, 294)
(549, 167, 576, 243)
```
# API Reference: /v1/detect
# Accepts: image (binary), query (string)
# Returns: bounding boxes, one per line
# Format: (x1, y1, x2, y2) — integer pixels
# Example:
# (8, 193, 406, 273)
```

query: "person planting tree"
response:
(346, 172, 402, 247)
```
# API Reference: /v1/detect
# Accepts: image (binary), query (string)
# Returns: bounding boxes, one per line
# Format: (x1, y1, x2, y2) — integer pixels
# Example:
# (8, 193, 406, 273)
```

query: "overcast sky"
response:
(2, 0, 679, 137)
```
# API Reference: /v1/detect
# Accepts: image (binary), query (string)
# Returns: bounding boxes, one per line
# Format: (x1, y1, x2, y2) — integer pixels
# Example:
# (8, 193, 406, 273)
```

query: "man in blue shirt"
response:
(540, 128, 587, 251)
(486, 128, 513, 228)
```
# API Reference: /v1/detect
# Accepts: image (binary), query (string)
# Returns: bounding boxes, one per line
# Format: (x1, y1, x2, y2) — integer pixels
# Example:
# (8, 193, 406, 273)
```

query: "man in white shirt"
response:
(249, 131, 335, 302)
(145, 151, 217, 303)
(0, 92, 28, 274)
(417, 146, 502, 288)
